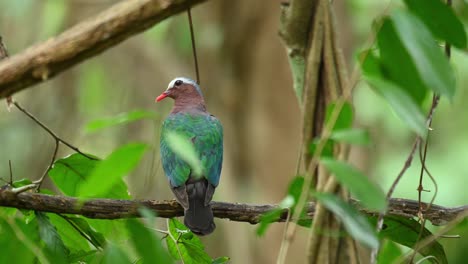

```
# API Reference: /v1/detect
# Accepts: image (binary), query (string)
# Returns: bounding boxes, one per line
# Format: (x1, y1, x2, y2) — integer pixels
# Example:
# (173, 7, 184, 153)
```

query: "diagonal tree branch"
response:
(0, 188, 465, 225)
(0, 0, 209, 99)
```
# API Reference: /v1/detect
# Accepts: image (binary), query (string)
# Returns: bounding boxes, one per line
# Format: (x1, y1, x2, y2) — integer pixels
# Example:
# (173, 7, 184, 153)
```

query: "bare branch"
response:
(0, 189, 465, 225)
(13, 101, 96, 160)
(0, 0, 208, 99)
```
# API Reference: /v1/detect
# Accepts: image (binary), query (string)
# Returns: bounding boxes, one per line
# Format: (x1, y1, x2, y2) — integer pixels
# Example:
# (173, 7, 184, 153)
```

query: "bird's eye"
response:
(174, 80, 183, 86)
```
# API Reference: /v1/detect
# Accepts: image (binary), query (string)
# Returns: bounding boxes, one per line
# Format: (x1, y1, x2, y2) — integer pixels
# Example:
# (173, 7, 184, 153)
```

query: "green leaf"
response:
(365, 77, 427, 136)
(77, 143, 147, 198)
(321, 158, 387, 212)
(47, 214, 91, 253)
(377, 240, 402, 264)
(330, 129, 370, 145)
(167, 219, 211, 264)
(166, 132, 203, 176)
(36, 212, 69, 264)
(404, 0, 466, 48)
(68, 250, 98, 263)
(101, 243, 132, 264)
(49, 153, 130, 199)
(325, 101, 353, 131)
(256, 208, 283, 236)
(376, 16, 428, 104)
(314, 192, 379, 249)
(126, 218, 172, 264)
(67, 217, 106, 249)
(309, 138, 334, 158)
(212, 256, 230, 264)
(86, 219, 128, 242)
(12, 178, 32, 187)
(382, 11, 456, 99)
(286, 176, 305, 207)
(85, 110, 158, 133)
(359, 49, 382, 78)
(0, 217, 38, 263)
(256, 176, 305, 236)
(368, 215, 447, 264)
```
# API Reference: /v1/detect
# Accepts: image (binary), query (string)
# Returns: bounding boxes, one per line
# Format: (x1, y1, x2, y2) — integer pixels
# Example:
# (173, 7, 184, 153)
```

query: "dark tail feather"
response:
(184, 180, 215, 236)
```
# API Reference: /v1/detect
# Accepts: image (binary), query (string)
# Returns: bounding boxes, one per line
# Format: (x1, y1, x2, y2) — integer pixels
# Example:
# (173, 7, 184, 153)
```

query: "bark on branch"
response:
(0, 188, 465, 225)
(0, 0, 208, 99)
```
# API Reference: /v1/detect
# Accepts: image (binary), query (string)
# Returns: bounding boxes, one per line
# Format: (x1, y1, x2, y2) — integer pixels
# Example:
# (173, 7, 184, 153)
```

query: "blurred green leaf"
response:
(0, 0, 34, 18)
(330, 128, 371, 145)
(321, 158, 386, 211)
(309, 138, 334, 158)
(166, 132, 203, 176)
(85, 110, 158, 133)
(36, 212, 69, 264)
(138, 206, 157, 226)
(325, 101, 353, 132)
(145, 20, 171, 42)
(167, 219, 212, 264)
(77, 143, 147, 198)
(212, 256, 230, 264)
(359, 49, 382, 78)
(314, 192, 379, 249)
(369, 215, 447, 264)
(126, 219, 172, 264)
(49, 153, 130, 199)
(286, 176, 305, 207)
(101, 243, 132, 264)
(0, 217, 38, 263)
(256, 208, 283, 236)
(376, 16, 428, 104)
(365, 77, 427, 136)
(78, 62, 108, 115)
(377, 240, 402, 264)
(257, 176, 305, 236)
(40, 0, 66, 38)
(380, 11, 455, 99)
(404, 0, 466, 48)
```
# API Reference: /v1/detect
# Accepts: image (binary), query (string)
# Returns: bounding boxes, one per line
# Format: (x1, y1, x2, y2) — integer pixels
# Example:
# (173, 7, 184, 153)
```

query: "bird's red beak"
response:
(156, 91, 169, 102)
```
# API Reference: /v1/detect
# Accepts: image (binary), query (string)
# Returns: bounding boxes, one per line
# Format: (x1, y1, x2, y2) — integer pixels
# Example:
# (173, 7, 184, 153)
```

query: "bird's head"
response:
(156, 77, 204, 102)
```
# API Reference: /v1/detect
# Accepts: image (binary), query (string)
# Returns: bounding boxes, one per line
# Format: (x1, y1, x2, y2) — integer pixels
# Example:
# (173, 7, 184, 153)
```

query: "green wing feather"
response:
(160, 113, 223, 187)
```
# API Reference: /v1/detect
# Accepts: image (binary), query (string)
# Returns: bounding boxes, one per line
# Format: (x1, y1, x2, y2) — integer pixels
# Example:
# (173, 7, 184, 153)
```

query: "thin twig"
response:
(373, 93, 441, 262)
(149, 227, 170, 235)
(8, 160, 13, 185)
(187, 8, 200, 85)
(35, 139, 60, 191)
(13, 101, 96, 160)
(395, 210, 468, 264)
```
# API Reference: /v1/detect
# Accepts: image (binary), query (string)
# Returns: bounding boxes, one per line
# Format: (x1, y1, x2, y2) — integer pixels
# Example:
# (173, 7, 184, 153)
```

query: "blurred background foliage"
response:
(0, 0, 467, 263)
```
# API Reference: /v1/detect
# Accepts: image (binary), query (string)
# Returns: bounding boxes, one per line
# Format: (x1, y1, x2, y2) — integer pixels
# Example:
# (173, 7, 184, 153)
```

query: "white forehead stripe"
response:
(167, 77, 203, 96)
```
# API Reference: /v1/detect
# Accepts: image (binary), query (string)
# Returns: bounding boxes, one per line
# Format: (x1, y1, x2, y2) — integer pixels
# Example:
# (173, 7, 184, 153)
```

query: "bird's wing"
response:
(195, 114, 223, 187)
(160, 115, 191, 188)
